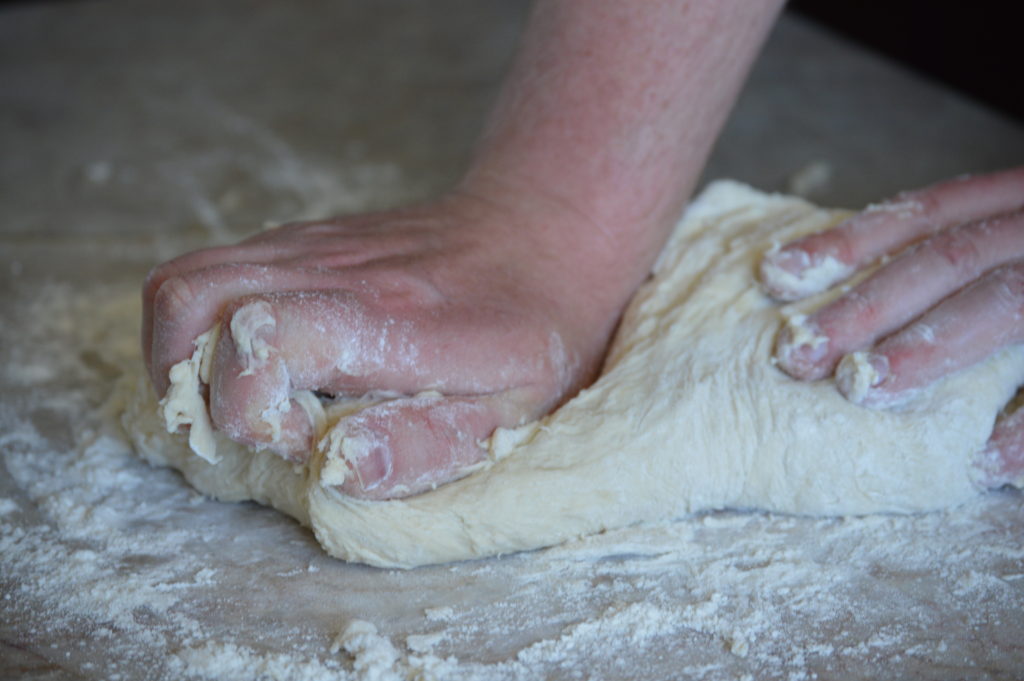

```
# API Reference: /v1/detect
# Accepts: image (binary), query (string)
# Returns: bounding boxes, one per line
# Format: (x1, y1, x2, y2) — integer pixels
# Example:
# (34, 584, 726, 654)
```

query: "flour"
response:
(3, 207, 1024, 680)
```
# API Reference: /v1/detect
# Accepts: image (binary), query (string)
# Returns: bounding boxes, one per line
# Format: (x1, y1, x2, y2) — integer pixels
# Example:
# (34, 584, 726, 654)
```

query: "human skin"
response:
(144, 0, 1023, 499)
(144, 0, 785, 499)
(763, 167, 1024, 486)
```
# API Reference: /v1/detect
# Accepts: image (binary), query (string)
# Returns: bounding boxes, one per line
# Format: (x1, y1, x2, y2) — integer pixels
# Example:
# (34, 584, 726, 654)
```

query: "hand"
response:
(760, 167, 1024, 487)
(143, 190, 636, 500)
(145, 0, 787, 501)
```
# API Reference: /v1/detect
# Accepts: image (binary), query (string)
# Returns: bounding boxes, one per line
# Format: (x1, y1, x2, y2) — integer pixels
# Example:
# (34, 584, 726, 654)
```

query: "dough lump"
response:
(121, 181, 1024, 568)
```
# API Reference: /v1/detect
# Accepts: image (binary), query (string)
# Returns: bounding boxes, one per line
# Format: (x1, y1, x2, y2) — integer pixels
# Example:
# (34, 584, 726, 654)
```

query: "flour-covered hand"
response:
(761, 167, 1024, 487)
(144, 0, 785, 500)
(143, 192, 625, 500)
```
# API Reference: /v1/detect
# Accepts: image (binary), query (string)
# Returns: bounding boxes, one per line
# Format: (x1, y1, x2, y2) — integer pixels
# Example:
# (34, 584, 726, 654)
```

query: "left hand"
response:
(759, 167, 1024, 487)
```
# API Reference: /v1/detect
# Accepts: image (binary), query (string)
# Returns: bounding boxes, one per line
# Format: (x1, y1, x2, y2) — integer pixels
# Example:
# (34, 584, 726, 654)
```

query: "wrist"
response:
(455, 165, 671, 291)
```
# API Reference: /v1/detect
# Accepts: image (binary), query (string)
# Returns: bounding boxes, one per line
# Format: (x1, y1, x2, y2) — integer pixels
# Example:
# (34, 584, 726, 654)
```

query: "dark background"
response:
(790, 0, 1021, 122)
(1, 0, 1020, 123)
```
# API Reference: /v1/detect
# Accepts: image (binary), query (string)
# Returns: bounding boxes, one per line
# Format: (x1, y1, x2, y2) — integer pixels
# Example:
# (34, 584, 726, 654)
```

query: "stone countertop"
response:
(2, 2, 1022, 679)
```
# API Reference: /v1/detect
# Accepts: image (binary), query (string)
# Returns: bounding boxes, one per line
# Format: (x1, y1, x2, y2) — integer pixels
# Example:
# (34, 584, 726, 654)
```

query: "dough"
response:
(121, 181, 1024, 568)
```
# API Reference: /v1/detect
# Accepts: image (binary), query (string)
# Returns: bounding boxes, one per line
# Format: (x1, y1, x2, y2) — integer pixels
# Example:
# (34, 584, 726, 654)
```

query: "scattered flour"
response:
(2, 277, 1023, 680)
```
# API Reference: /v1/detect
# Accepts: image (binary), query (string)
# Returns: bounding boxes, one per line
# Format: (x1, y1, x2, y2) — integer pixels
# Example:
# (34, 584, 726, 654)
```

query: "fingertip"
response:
(773, 314, 832, 381)
(760, 245, 853, 302)
(760, 247, 810, 301)
(206, 303, 316, 462)
(975, 407, 1024, 489)
(319, 395, 500, 501)
(210, 378, 316, 461)
(835, 351, 894, 408)
(270, 404, 317, 461)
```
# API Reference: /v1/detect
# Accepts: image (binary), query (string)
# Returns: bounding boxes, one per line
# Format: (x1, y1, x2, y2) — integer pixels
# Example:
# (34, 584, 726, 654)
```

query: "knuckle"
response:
(827, 226, 857, 265)
(143, 263, 172, 301)
(895, 182, 940, 218)
(144, 250, 212, 301)
(151, 261, 243, 324)
(380, 273, 446, 309)
(914, 186, 941, 215)
(838, 290, 879, 328)
(927, 227, 981, 276)
(152, 274, 200, 324)
(989, 262, 1024, 311)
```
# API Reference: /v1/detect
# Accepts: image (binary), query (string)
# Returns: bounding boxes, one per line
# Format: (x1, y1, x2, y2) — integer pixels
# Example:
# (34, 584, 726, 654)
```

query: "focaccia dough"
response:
(121, 181, 1024, 568)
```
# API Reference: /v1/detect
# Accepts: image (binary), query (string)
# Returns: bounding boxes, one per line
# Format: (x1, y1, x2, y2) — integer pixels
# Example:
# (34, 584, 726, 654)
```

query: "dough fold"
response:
(122, 181, 1024, 568)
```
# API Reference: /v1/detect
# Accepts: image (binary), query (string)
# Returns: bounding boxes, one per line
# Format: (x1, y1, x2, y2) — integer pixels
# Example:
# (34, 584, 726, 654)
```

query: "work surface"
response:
(2, 2, 1024, 679)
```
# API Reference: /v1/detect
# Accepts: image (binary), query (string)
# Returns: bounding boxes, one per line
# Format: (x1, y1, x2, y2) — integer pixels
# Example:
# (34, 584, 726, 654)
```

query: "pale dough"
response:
(121, 181, 1024, 568)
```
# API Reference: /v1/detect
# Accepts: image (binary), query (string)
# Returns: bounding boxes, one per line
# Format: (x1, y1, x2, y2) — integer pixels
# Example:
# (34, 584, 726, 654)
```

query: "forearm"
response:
(461, 0, 784, 272)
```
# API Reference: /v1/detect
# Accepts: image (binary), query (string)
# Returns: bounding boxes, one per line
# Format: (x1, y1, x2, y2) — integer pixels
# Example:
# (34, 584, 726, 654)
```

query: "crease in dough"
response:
(122, 181, 1024, 568)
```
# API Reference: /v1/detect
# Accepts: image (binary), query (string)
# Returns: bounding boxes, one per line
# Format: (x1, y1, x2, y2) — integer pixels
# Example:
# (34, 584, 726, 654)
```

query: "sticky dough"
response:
(121, 181, 1024, 568)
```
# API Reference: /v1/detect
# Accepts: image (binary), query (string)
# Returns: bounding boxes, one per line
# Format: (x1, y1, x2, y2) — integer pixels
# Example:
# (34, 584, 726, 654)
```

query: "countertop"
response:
(2, 2, 1023, 679)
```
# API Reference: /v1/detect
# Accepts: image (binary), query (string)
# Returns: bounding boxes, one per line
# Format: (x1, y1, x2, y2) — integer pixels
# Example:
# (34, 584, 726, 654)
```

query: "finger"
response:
(761, 167, 1024, 300)
(206, 290, 383, 459)
(207, 298, 318, 459)
(205, 289, 572, 457)
(976, 404, 1024, 489)
(318, 391, 531, 500)
(147, 264, 361, 395)
(143, 242, 288, 369)
(145, 227, 451, 393)
(776, 209, 1024, 380)
(212, 286, 574, 399)
(142, 228, 370, 375)
(834, 261, 1024, 407)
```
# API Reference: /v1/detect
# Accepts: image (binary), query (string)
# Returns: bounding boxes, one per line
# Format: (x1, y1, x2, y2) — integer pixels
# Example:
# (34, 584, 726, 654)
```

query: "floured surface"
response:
(3, 214, 1024, 681)
(123, 182, 1024, 568)
(5, 2, 1024, 676)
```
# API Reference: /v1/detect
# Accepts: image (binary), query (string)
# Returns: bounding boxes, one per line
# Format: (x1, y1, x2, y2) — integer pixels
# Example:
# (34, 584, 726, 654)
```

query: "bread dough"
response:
(121, 181, 1024, 568)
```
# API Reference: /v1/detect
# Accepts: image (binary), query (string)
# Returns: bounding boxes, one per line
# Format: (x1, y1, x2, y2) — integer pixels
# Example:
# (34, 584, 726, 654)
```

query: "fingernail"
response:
(761, 249, 852, 301)
(774, 314, 830, 379)
(760, 248, 809, 300)
(835, 351, 889, 406)
(319, 429, 392, 493)
(352, 443, 391, 492)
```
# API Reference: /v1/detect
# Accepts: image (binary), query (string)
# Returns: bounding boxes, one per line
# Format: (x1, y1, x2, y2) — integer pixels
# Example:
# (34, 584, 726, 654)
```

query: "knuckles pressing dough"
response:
(121, 181, 1024, 568)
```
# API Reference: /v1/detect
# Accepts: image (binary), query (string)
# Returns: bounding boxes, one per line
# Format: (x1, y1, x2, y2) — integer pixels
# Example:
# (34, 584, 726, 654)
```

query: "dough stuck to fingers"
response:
(121, 181, 1024, 568)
